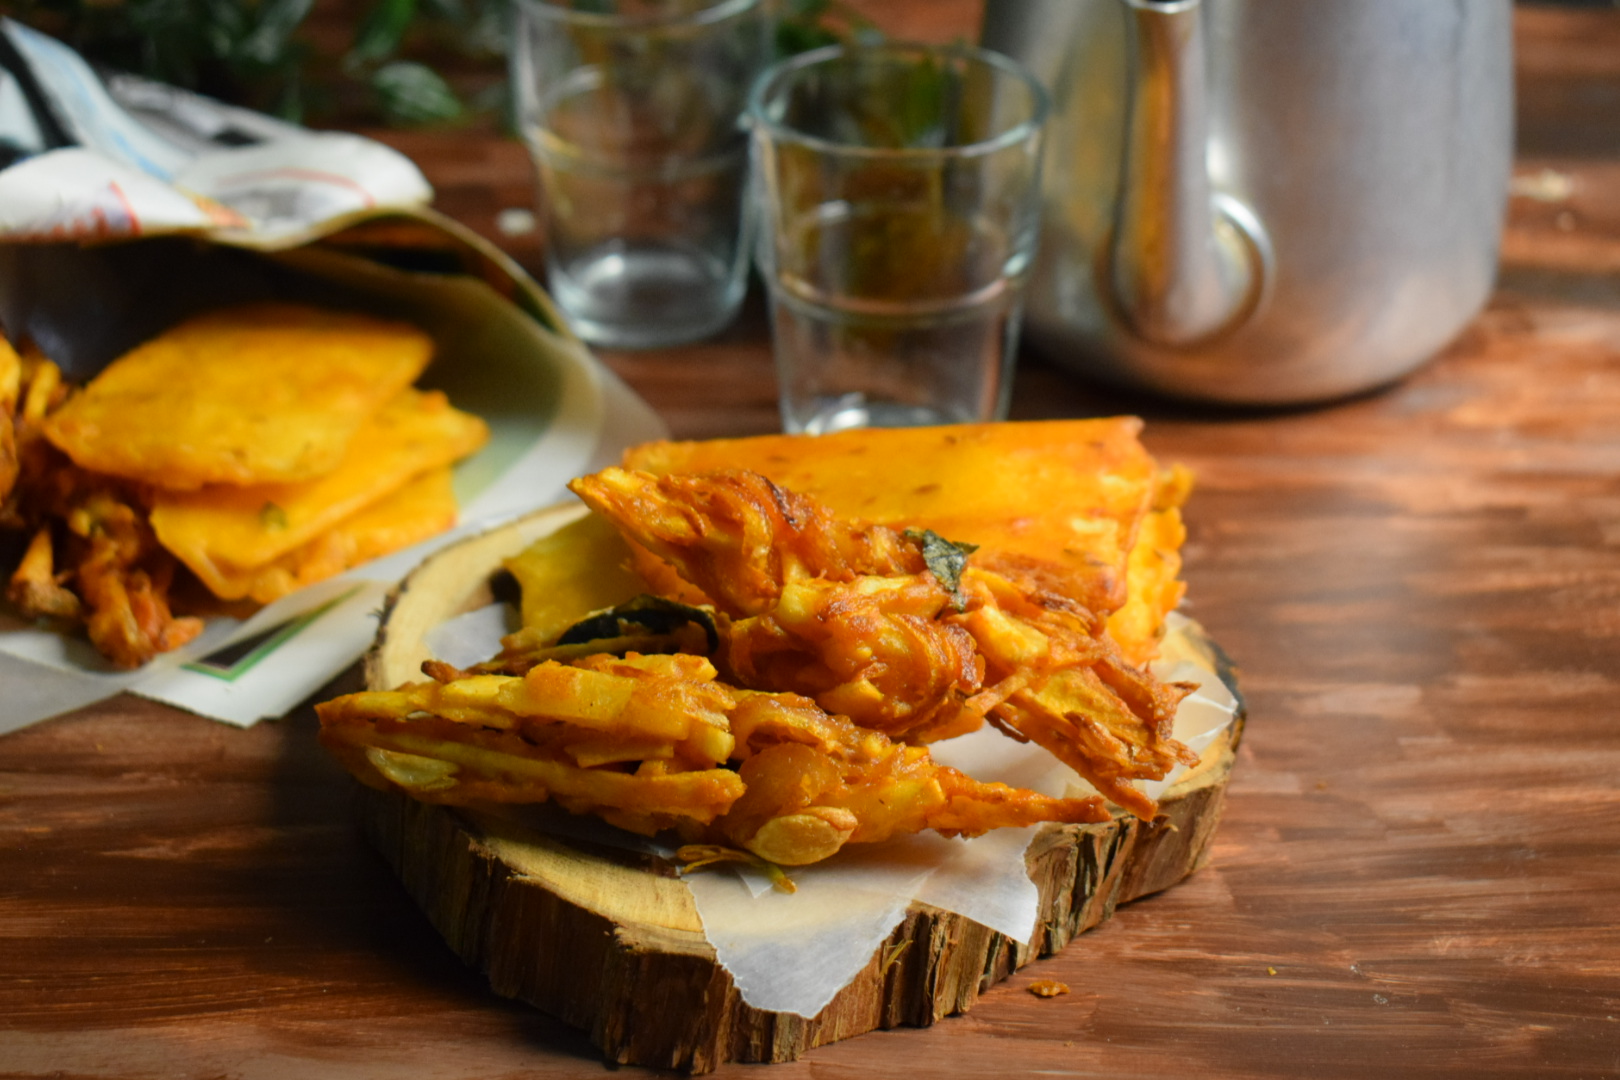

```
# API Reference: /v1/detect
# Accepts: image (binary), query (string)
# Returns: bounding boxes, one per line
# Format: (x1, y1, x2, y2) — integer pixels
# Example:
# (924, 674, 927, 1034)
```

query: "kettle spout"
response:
(1111, 0, 1265, 348)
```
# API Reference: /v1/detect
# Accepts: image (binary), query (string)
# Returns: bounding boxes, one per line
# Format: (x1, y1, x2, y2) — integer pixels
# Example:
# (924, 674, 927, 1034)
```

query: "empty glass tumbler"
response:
(748, 43, 1049, 433)
(511, 0, 770, 348)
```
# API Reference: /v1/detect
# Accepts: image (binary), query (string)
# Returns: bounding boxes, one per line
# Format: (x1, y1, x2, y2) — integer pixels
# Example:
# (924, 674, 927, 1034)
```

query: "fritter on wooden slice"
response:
(623, 420, 1189, 663)
(571, 467, 1195, 817)
(317, 651, 1107, 864)
(570, 466, 922, 617)
(570, 467, 984, 741)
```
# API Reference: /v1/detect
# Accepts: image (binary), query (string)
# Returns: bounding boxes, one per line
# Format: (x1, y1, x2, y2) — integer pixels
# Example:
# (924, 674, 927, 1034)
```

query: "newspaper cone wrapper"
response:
(0, 19, 673, 730)
(427, 609, 1238, 1018)
(0, 238, 666, 734)
(0, 17, 432, 248)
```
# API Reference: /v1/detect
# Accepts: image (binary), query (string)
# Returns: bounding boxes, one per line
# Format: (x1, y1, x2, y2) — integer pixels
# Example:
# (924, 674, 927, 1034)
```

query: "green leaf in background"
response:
(266, 48, 305, 120)
(371, 59, 464, 125)
(8, 0, 857, 129)
(240, 0, 315, 68)
(201, 0, 250, 69)
(897, 53, 948, 147)
(349, 0, 419, 67)
(459, 3, 508, 60)
(419, 0, 468, 22)
(776, 18, 839, 56)
(775, 0, 878, 58)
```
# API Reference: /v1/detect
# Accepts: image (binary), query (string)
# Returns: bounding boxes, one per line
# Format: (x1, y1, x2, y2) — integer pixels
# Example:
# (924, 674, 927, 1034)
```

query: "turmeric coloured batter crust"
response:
(316, 422, 1200, 866)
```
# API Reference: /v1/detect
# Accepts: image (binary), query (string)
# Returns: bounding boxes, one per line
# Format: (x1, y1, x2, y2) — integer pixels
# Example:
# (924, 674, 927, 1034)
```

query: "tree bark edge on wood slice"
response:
(354, 502, 1242, 1073)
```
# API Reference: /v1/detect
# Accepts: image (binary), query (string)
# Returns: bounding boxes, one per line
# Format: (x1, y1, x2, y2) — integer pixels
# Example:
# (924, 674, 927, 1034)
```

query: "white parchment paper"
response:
(684, 614, 1238, 1017)
(425, 606, 1239, 1018)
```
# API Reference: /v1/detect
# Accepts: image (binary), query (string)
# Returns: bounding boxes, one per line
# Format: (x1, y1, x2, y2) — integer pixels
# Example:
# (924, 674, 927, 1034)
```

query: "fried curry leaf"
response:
(557, 594, 719, 653)
(903, 528, 978, 610)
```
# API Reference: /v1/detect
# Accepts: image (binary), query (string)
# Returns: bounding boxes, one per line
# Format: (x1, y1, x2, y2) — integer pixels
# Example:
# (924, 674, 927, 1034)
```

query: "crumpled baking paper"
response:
(427, 606, 1238, 1018)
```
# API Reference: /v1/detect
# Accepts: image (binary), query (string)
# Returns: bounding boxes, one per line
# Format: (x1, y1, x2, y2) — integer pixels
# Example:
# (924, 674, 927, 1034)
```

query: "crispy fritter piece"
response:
(571, 467, 1195, 818)
(956, 568, 1195, 818)
(623, 420, 1163, 619)
(320, 653, 744, 835)
(8, 526, 80, 619)
(41, 303, 434, 489)
(66, 487, 204, 666)
(318, 651, 1107, 864)
(201, 467, 461, 605)
(626, 425, 1195, 668)
(724, 572, 984, 741)
(1, 354, 202, 667)
(715, 690, 1108, 863)
(1107, 466, 1193, 665)
(1, 344, 72, 530)
(0, 335, 20, 505)
(571, 468, 983, 740)
(7, 460, 204, 667)
(150, 388, 487, 599)
(622, 420, 1199, 667)
(327, 713, 747, 836)
(570, 467, 923, 617)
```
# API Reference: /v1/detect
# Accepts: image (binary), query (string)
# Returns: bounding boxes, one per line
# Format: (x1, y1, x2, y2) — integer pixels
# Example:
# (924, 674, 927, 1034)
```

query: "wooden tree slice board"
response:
(358, 504, 1242, 1073)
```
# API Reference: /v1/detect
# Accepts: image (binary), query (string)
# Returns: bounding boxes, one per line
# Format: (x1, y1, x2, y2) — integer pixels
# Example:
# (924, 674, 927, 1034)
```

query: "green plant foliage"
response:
(369, 58, 463, 124)
(10, 0, 317, 119)
(774, 0, 878, 56)
(348, 0, 419, 68)
(6, 0, 857, 128)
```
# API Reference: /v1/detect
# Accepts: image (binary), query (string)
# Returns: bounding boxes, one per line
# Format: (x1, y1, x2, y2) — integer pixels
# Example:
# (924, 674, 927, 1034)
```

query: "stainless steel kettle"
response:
(981, 0, 1514, 405)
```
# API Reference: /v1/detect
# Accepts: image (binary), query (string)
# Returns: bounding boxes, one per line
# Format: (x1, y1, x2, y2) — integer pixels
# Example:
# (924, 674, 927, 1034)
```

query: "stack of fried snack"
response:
(1, 303, 488, 668)
(316, 421, 1205, 868)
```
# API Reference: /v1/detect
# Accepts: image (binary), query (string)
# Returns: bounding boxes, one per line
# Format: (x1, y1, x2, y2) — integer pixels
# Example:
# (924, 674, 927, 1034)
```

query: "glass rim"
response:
(747, 42, 1050, 160)
(512, 0, 762, 30)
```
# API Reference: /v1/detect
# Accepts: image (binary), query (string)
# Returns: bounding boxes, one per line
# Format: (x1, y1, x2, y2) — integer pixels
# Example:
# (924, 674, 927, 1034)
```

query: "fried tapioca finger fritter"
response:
(317, 651, 1108, 865)
(322, 714, 748, 836)
(716, 694, 1109, 864)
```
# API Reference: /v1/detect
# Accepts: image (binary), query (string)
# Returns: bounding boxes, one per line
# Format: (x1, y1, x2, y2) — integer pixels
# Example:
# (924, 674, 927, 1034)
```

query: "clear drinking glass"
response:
(748, 43, 1049, 433)
(511, 0, 770, 348)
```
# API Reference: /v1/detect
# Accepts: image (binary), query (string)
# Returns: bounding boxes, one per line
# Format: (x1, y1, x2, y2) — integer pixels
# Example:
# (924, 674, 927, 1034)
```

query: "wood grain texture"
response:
(4, 5, 1620, 1078)
(355, 753, 1232, 1074)
(349, 504, 1238, 1072)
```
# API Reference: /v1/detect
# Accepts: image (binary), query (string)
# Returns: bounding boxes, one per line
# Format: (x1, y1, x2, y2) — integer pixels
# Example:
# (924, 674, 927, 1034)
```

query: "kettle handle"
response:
(1111, 0, 1269, 347)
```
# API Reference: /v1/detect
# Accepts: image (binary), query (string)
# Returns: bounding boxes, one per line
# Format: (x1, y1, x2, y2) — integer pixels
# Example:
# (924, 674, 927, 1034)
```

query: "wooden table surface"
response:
(4, 5, 1620, 1078)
